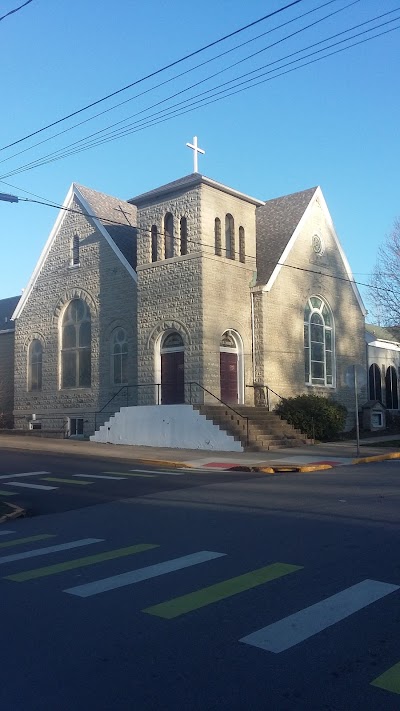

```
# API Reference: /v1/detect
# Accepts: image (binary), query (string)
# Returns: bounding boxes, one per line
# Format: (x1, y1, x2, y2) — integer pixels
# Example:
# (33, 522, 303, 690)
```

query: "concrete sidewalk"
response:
(0, 433, 399, 472)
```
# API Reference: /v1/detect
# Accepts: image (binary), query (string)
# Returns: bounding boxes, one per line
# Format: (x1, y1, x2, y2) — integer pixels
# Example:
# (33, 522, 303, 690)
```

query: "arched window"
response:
(386, 366, 398, 409)
(225, 214, 235, 260)
(304, 296, 334, 386)
(71, 234, 80, 266)
(28, 339, 42, 391)
(164, 213, 174, 259)
(180, 217, 188, 256)
(151, 225, 158, 263)
(239, 226, 245, 263)
(215, 217, 222, 256)
(112, 328, 128, 385)
(369, 363, 382, 401)
(61, 299, 91, 388)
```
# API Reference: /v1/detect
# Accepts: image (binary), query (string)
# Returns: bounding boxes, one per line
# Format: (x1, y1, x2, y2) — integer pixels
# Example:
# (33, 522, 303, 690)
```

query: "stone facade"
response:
(0, 331, 15, 424)
(12, 186, 137, 435)
(3, 173, 369, 436)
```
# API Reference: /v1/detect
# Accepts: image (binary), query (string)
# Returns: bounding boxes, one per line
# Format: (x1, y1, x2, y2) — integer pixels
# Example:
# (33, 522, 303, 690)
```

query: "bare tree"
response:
(369, 218, 400, 326)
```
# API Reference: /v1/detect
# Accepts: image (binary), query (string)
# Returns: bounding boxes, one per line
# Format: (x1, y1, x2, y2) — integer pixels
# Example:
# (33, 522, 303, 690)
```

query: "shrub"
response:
(275, 394, 347, 441)
(0, 412, 14, 429)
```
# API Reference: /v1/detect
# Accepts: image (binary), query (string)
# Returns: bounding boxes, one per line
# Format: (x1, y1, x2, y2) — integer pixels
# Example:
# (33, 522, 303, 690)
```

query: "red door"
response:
(161, 351, 184, 404)
(220, 352, 238, 404)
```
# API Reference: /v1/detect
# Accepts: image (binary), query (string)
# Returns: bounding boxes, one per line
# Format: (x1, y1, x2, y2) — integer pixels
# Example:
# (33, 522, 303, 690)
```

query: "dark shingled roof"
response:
(366, 323, 400, 343)
(0, 295, 20, 331)
(256, 187, 318, 285)
(75, 184, 137, 271)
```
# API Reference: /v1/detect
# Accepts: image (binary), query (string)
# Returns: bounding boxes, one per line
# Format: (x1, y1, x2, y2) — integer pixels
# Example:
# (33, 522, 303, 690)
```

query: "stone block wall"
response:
(13, 195, 137, 434)
(256, 196, 366, 420)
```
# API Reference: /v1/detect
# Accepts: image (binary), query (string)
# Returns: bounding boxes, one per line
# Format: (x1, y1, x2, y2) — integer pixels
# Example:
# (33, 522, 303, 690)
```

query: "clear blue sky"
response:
(1, 0, 399, 311)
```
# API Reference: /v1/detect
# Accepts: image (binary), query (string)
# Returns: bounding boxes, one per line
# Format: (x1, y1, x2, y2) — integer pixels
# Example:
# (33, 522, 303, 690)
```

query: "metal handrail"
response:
(187, 381, 249, 446)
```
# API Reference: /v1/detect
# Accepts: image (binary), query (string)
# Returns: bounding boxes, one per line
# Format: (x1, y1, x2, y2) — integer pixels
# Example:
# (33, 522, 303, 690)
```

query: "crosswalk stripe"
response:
(4, 482, 57, 491)
(102, 471, 157, 478)
(143, 562, 303, 619)
(0, 538, 103, 565)
(0, 471, 50, 481)
(5, 543, 159, 582)
(371, 661, 400, 695)
(0, 534, 55, 550)
(0, 530, 16, 536)
(64, 551, 225, 598)
(40, 477, 93, 486)
(73, 474, 126, 480)
(240, 579, 400, 653)
(0, 490, 18, 496)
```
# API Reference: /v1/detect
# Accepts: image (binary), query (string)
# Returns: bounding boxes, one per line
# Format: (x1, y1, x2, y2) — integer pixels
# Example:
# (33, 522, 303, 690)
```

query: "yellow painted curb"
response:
(352, 451, 400, 465)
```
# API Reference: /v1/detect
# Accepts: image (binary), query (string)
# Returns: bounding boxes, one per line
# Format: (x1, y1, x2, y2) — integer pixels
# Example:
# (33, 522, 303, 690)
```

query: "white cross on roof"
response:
(186, 136, 205, 173)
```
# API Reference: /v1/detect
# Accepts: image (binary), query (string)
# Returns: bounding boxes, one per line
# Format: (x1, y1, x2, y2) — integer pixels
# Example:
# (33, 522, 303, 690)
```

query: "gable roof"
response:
(0, 295, 20, 332)
(256, 187, 317, 285)
(76, 184, 137, 269)
(130, 173, 264, 207)
(255, 186, 366, 316)
(12, 184, 137, 321)
(366, 323, 400, 344)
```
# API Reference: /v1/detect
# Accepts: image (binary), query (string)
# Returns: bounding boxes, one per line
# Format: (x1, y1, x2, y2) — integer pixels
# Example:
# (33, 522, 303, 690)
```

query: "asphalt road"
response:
(0, 450, 400, 710)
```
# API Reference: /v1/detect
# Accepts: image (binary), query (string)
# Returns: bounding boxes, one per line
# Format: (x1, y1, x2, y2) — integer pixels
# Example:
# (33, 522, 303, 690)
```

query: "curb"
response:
(126, 458, 191, 469)
(352, 451, 400, 465)
(224, 463, 334, 474)
(0, 502, 26, 525)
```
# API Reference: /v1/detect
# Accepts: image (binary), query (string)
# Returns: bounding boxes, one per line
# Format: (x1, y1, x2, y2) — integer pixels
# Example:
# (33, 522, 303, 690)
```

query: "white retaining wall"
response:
(90, 405, 244, 451)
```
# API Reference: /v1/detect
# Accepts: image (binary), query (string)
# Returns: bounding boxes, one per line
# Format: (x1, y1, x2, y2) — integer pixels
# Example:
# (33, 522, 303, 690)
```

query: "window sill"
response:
(305, 382, 336, 389)
(68, 263, 81, 269)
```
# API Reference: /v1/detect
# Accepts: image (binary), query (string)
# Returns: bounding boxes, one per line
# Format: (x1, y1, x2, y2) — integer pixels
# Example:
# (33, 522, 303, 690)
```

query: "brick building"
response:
(2, 171, 368, 436)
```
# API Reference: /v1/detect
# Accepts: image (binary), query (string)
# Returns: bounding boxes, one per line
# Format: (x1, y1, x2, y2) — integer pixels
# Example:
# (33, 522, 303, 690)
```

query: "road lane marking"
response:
(0, 471, 51, 481)
(129, 469, 186, 477)
(6, 543, 159, 582)
(64, 551, 226, 598)
(240, 579, 400, 653)
(143, 562, 303, 619)
(371, 661, 400, 695)
(0, 534, 55, 550)
(0, 538, 103, 565)
(73, 474, 127, 480)
(0, 490, 18, 496)
(4, 482, 57, 491)
(41, 477, 93, 486)
(0, 530, 16, 536)
(102, 471, 157, 478)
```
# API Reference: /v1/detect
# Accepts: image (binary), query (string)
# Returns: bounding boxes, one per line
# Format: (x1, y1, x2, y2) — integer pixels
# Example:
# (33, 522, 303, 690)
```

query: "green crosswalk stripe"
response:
(0, 534, 55, 550)
(143, 562, 303, 619)
(41, 477, 93, 485)
(371, 661, 400, 694)
(5, 543, 159, 582)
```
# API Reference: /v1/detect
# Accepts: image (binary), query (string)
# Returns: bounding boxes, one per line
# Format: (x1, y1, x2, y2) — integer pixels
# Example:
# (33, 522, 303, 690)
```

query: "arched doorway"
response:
(385, 366, 398, 409)
(219, 330, 244, 404)
(161, 332, 184, 404)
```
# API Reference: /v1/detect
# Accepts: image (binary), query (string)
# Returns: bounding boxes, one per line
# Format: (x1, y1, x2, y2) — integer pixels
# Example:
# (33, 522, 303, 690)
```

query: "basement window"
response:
(68, 417, 84, 437)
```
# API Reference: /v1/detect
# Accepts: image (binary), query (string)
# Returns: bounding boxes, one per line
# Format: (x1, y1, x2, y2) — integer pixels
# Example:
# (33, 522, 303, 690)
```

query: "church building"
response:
(1, 143, 369, 444)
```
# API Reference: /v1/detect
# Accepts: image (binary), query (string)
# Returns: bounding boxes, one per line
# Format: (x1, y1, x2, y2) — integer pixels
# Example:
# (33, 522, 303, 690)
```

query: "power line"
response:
(3, 189, 393, 296)
(0, 0, 341, 165)
(2, 12, 398, 180)
(0, 0, 306, 152)
(0, 0, 33, 22)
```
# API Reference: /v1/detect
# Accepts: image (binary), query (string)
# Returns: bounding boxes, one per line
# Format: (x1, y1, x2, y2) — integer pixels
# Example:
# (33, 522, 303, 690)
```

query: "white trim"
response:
(12, 184, 137, 321)
(261, 187, 366, 316)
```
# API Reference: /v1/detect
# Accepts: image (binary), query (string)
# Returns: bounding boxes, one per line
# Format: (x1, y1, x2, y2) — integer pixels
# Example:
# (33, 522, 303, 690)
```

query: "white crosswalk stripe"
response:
(64, 550, 225, 598)
(4, 482, 57, 491)
(0, 538, 103, 565)
(240, 579, 400, 653)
